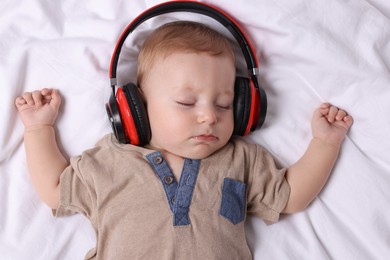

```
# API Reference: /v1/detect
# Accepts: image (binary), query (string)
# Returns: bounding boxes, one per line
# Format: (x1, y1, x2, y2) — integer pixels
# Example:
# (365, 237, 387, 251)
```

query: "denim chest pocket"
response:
(219, 178, 246, 225)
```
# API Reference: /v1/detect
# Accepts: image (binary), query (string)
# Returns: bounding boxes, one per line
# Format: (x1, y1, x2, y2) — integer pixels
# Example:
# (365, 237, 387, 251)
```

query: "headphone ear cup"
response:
(122, 83, 151, 146)
(257, 85, 267, 130)
(233, 77, 252, 136)
(106, 92, 127, 144)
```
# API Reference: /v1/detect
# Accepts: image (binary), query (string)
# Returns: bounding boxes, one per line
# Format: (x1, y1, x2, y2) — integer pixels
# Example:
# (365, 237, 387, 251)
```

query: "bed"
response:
(1, 0, 390, 259)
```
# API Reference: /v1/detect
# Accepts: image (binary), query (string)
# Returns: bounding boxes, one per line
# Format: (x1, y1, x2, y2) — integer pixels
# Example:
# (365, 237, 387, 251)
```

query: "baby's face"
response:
(141, 52, 235, 159)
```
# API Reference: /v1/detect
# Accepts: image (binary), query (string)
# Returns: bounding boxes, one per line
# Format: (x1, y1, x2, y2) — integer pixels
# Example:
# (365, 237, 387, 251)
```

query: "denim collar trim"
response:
(146, 152, 200, 226)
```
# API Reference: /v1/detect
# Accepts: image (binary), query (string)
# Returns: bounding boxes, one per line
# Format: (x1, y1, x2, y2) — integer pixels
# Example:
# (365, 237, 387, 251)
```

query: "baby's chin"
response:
(147, 140, 228, 160)
(176, 145, 225, 160)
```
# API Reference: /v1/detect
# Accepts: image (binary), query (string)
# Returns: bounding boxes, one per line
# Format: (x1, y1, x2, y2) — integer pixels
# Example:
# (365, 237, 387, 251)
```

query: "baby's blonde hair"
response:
(137, 21, 235, 86)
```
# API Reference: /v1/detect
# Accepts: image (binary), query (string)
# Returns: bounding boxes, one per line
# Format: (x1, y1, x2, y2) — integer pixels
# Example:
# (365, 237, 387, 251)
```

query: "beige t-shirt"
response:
(55, 134, 290, 259)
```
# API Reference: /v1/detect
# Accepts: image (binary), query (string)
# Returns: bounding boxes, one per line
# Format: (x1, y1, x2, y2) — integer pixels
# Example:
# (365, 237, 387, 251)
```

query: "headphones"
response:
(106, 1, 267, 146)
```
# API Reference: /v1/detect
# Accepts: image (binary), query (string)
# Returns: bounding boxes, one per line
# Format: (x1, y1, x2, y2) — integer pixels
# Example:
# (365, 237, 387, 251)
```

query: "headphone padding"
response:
(233, 77, 251, 136)
(255, 86, 267, 130)
(122, 83, 151, 146)
(106, 93, 127, 144)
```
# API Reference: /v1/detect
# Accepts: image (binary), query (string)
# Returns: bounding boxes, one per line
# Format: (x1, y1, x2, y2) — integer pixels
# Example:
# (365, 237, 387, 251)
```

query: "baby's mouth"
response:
(192, 135, 218, 142)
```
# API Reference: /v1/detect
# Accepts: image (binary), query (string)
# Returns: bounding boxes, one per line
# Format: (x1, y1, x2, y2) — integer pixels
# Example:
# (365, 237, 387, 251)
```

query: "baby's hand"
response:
(311, 103, 353, 147)
(15, 88, 61, 130)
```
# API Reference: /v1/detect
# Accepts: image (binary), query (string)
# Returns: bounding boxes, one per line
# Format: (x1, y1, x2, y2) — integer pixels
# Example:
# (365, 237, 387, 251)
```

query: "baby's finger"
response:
(15, 96, 27, 108)
(335, 109, 347, 121)
(344, 115, 354, 128)
(41, 88, 54, 99)
(314, 103, 330, 119)
(22, 92, 34, 105)
(320, 102, 331, 109)
(327, 106, 338, 123)
(41, 88, 53, 104)
(41, 88, 50, 95)
(32, 90, 43, 106)
(319, 103, 330, 114)
(49, 89, 61, 109)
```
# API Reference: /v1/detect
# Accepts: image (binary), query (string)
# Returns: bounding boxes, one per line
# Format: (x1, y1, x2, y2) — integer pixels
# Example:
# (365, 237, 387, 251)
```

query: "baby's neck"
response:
(145, 144, 185, 180)
(160, 150, 185, 181)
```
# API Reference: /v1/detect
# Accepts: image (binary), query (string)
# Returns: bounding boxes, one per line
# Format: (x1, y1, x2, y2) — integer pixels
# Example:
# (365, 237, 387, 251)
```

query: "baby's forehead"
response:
(141, 51, 235, 93)
(148, 52, 235, 82)
(161, 47, 233, 61)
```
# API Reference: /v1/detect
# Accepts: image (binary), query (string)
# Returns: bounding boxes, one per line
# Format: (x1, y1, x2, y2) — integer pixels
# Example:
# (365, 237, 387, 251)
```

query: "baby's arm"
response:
(15, 88, 68, 209)
(283, 103, 353, 213)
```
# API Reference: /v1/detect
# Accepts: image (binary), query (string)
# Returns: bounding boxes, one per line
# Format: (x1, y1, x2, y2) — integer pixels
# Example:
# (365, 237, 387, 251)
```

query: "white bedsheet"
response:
(1, 0, 390, 259)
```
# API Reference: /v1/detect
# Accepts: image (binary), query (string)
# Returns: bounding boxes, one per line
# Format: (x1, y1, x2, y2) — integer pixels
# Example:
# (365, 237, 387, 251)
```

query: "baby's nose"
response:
(197, 106, 217, 125)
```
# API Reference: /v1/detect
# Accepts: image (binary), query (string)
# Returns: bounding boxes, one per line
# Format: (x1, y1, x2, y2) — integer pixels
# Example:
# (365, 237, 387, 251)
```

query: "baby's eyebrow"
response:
(171, 85, 194, 92)
(219, 90, 234, 98)
(171, 84, 234, 98)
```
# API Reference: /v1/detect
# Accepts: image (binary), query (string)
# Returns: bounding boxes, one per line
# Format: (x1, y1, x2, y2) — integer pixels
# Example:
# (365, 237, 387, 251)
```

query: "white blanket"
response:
(1, 0, 389, 259)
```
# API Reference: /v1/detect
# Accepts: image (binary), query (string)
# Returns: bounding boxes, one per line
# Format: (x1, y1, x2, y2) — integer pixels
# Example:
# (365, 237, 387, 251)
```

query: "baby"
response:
(15, 21, 353, 259)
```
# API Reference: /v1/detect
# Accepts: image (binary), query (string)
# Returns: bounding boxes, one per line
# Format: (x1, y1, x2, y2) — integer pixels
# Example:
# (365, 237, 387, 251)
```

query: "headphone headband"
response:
(109, 1, 259, 88)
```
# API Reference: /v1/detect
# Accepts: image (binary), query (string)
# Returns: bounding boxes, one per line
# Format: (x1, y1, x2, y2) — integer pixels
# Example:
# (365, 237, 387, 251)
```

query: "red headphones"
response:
(106, 1, 267, 145)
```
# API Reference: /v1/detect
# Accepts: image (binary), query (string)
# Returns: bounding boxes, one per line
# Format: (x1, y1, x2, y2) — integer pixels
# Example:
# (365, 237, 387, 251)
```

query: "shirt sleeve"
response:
(53, 155, 97, 223)
(246, 146, 290, 223)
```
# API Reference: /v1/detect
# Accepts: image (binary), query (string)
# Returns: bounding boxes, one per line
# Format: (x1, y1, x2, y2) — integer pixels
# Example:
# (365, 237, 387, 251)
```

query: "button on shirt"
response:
(55, 134, 290, 260)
